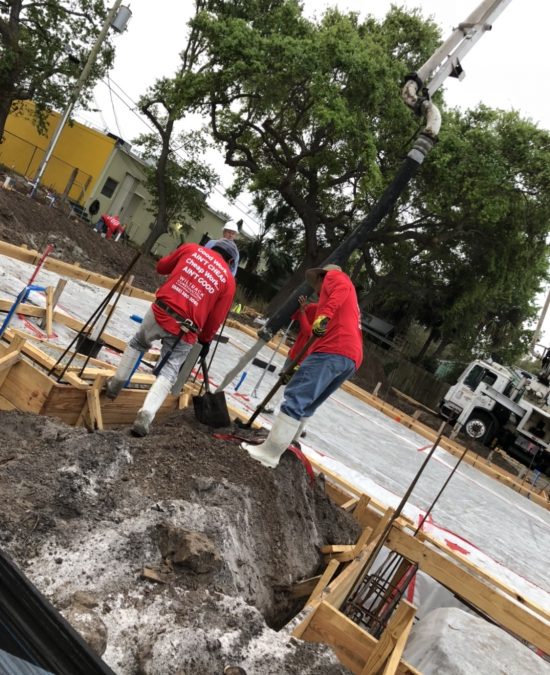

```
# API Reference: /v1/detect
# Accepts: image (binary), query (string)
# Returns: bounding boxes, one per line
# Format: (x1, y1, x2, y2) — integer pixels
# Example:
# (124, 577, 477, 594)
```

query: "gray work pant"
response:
(129, 307, 193, 385)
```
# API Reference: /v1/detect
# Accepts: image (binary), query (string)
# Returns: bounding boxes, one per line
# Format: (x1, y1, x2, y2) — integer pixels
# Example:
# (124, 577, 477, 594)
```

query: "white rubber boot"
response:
(131, 375, 172, 437)
(105, 346, 142, 400)
(292, 418, 308, 443)
(241, 412, 301, 468)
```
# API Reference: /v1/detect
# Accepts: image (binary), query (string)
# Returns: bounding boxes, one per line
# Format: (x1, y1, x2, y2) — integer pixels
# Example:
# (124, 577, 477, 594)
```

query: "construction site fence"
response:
(0, 130, 92, 205)
(363, 340, 450, 410)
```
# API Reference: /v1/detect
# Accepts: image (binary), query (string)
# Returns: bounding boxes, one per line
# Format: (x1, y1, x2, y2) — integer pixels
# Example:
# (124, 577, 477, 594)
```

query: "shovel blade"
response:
(193, 391, 231, 428)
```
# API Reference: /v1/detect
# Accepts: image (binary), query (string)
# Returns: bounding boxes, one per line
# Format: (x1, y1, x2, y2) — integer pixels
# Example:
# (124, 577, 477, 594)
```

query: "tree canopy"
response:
(360, 106, 550, 363)
(133, 0, 550, 362)
(190, 2, 441, 282)
(0, 0, 113, 139)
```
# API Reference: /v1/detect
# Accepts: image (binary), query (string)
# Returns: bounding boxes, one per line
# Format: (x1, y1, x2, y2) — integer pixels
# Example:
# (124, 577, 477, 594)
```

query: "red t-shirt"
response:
(310, 270, 363, 369)
(103, 215, 121, 239)
(289, 303, 318, 362)
(152, 243, 236, 344)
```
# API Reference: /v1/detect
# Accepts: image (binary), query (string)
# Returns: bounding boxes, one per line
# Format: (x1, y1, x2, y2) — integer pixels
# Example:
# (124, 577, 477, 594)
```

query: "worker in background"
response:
(105, 239, 237, 437)
(204, 220, 240, 276)
(241, 264, 363, 468)
(95, 214, 123, 240)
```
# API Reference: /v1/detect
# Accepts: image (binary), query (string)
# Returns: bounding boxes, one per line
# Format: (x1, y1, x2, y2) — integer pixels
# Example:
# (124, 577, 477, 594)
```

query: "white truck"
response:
(439, 358, 550, 474)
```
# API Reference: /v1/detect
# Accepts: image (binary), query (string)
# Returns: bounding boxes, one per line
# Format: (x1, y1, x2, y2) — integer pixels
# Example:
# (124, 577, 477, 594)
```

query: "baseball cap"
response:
(211, 237, 239, 262)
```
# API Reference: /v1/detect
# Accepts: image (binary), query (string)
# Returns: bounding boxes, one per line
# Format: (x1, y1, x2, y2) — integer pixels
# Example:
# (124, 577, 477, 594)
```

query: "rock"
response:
(64, 604, 108, 656)
(71, 590, 99, 608)
(158, 524, 222, 574)
(404, 607, 550, 675)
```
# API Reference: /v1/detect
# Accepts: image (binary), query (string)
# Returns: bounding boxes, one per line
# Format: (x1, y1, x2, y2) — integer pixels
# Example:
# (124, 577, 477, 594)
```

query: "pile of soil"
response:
(0, 409, 360, 673)
(0, 183, 161, 292)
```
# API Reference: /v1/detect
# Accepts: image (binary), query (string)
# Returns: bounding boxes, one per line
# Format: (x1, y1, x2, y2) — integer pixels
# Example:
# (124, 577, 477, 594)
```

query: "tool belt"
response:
(154, 300, 198, 333)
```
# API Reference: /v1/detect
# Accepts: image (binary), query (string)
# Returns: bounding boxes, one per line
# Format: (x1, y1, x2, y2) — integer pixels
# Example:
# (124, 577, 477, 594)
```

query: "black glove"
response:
(198, 341, 210, 359)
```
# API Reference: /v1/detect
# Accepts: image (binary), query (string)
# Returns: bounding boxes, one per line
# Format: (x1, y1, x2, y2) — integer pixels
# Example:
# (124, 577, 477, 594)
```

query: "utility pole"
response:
(30, 1, 131, 198)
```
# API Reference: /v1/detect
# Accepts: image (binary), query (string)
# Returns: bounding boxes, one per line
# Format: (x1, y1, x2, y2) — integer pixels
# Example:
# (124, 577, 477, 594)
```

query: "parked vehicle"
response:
(439, 358, 550, 474)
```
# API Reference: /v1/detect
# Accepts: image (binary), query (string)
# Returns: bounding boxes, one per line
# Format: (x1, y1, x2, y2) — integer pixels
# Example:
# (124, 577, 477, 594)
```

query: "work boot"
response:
(293, 418, 308, 442)
(105, 347, 142, 400)
(241, 412, 301, 468)
(131, 375, 172, 437)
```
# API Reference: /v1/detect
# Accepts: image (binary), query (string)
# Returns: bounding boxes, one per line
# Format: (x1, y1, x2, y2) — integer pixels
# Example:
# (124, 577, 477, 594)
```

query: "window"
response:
(463, 365, 497, 391)
(101, 177, 118, 198)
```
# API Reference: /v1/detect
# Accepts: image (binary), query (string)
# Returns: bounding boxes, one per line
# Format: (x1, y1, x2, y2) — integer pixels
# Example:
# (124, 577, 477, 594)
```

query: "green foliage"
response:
(363, 106, 550, 363)
(0, 0, 112, 136)
(191, 2, 441, 266)
(135, 128, 217, 226)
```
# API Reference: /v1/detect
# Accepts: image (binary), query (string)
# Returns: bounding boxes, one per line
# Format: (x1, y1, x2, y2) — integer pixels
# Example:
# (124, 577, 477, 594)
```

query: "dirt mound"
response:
(0, 186, 161, 292)
(0, 409, 359, 673)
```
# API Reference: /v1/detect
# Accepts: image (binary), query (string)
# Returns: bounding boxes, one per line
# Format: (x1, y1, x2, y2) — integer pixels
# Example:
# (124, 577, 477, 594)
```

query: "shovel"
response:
(193, 357, 231, 428)
(239, 334, 317, 429)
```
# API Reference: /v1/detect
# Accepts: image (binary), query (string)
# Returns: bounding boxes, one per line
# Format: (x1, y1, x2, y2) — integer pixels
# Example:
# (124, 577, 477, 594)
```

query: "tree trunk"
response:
(0, 90, 15, 142)
(412, 327, 437, 364)
(141, 123, 173, 254)
(430, 337, 451, 361)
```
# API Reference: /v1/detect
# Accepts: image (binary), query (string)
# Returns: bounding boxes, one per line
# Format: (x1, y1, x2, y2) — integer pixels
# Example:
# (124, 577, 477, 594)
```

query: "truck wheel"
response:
(465, 412, 496, 445)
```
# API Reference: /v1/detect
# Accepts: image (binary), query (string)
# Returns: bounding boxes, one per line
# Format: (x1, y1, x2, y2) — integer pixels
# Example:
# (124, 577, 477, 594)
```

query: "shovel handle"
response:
(199, 356, 211, 394)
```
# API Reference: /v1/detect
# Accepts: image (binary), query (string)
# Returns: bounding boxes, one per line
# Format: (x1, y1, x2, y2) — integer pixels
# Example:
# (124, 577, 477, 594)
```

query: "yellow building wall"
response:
(0, 102, 115, 204)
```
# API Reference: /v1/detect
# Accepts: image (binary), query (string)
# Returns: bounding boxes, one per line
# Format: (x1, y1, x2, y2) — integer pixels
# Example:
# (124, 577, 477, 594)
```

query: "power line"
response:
(106, 73, 124, 138)
(94, 76, 262, 235)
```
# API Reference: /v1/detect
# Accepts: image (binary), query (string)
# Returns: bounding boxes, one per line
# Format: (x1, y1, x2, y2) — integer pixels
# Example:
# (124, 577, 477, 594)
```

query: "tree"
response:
(238, 200, 297, 289)
(355, 106, 550, 363)
(135, 127, 218, 254)
(135, 0, 219, 254)
(191, 2, 441, 305)
(0, 0, 113, 140)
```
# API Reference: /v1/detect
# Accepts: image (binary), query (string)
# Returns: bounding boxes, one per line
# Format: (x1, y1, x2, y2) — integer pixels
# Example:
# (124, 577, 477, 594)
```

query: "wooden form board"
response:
(0, 337, 187, 428)
(303, 454, 550, 662)
(310, 455, 550, 627)
(0, 240, 154, 302)
(294, 529, 420, 675)
(385, 525, 550, 655)
(0, 299, 158, 361)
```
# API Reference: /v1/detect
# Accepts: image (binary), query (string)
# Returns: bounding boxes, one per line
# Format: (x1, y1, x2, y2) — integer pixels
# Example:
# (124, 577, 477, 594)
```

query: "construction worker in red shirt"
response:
(95, 214, 122, 239)
(265, 295, 318, 414)
(242, 264, 363, 468)
(105, 239, 237, 436)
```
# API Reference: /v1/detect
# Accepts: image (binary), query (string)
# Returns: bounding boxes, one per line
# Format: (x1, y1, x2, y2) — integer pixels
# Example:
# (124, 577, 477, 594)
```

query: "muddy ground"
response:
(0, 179, 161, 292)
(0, 408, 360, 673)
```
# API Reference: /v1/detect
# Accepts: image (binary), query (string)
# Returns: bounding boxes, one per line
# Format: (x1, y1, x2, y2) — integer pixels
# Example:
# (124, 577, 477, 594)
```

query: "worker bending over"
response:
(242, 264, 363, 468)
(105, 240, 237, 436)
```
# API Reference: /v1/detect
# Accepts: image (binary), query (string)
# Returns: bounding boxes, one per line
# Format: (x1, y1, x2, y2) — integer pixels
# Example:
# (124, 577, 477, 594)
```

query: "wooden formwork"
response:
(0, 329, 188, 430)
(301, 465, 550, 667)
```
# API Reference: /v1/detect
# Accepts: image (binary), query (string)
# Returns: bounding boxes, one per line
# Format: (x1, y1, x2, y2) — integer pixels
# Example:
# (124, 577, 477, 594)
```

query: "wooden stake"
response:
(39, 278, 67, 331)
(361, 601, 416, 675)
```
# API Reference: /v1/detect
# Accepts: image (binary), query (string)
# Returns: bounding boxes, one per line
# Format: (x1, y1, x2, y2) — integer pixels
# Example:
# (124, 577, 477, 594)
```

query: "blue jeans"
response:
(281, 352, 356, 421)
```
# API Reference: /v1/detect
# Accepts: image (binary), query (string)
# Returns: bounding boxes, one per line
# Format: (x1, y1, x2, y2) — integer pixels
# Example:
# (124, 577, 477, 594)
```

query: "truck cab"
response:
(440, 359, 550, 474)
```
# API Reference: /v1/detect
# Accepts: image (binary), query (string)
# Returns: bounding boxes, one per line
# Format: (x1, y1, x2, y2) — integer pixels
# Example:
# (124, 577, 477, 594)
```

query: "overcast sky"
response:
(80, 0, 548, 222)
(78, 0, 550, 343)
